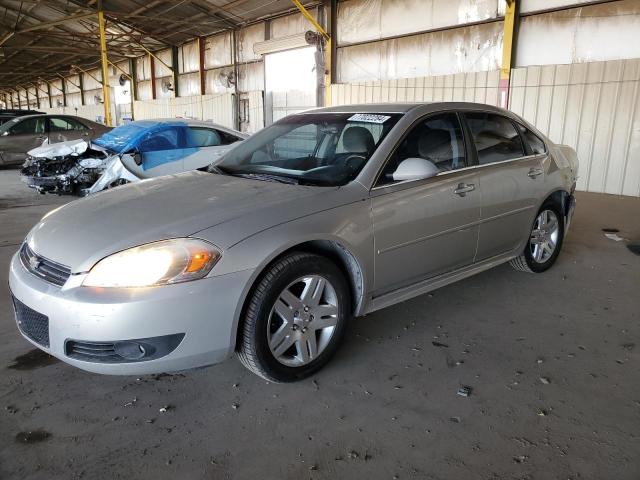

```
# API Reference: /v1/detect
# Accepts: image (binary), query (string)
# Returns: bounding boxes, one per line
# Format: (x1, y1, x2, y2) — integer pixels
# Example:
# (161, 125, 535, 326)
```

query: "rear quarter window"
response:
(516, 123, 547, 155)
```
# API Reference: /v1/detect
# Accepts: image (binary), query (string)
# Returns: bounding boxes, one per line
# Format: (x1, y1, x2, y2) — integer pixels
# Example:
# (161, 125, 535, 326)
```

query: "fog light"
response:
(114, 341, 148, 360)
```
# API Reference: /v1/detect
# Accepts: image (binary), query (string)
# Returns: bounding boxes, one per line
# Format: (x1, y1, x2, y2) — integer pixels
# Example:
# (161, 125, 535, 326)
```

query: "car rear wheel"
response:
(237, 252, 350, 382)
(510, 201, 565, 273)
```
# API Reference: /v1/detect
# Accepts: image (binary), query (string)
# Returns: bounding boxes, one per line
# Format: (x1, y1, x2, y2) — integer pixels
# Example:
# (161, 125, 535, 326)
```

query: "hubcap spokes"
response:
(268, 275, 339, 366)
(529, 210, 559, 263)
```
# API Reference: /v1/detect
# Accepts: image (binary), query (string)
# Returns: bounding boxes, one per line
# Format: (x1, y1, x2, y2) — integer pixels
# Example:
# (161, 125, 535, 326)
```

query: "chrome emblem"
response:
(28, 255, 41, 271)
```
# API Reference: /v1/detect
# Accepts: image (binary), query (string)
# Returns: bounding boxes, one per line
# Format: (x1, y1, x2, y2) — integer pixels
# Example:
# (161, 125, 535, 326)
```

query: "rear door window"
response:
(49, 117, 86, 131)
(464, 112, 525, 165)
(188, 127, 222, 147)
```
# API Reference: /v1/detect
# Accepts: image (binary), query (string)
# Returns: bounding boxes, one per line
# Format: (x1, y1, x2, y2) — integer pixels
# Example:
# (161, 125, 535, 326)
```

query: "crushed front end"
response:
(20, 141, 112, 196)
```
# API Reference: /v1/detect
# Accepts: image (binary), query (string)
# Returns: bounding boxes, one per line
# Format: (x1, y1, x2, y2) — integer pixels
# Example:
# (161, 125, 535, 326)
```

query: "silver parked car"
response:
(9, 103, 578, 382)
(0, 114, 111, 166)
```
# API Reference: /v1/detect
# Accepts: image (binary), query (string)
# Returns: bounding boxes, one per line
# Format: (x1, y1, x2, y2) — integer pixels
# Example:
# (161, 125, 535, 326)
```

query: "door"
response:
(462, 112, 546, 261)
(371, 112, 481, 295)
(48, 116, 91, 143)
(1, 116, 47, 163)
(264, 47, 317, 125)
(135, 126, 194, 178)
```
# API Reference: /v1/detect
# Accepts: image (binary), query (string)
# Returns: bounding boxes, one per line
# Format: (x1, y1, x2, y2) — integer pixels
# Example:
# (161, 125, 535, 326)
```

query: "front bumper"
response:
(9, 251, 253, 375)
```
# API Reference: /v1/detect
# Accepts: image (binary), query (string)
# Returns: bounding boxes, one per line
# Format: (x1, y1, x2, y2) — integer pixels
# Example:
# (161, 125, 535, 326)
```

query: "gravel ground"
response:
(1, 168, 639, 480)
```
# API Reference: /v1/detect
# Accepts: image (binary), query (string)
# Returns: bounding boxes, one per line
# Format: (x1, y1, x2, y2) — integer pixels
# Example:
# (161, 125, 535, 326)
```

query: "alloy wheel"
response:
(267, 275, 339, 367)
(529, 209, 560, 263)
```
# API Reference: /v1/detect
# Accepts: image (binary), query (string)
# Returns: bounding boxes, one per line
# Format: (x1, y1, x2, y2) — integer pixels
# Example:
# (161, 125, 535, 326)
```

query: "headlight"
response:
(83, 238, 221, 288)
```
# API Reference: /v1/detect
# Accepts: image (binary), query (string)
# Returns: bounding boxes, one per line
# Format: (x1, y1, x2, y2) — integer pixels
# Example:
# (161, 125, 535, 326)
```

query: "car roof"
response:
(304, 102, 511, 115)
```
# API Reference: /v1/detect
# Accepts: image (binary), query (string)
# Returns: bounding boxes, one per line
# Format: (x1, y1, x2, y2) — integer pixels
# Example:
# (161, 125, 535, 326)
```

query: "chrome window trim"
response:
(370, 152, 546, 192)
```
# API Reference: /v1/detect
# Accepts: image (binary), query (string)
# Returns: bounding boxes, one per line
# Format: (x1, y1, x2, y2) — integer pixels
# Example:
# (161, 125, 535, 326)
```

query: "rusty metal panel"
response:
(517, 0, 640, 67)
(204, 33, 232, 69)
(337, 21, 502, 83)
(337, 0, 504, 46)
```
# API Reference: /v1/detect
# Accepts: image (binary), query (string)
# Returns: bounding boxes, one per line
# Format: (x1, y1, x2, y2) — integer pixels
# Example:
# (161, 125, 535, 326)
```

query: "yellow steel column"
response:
(98, 9, 112, 126)
(291, 0, 331, 106)
(499, 0, 516, 109)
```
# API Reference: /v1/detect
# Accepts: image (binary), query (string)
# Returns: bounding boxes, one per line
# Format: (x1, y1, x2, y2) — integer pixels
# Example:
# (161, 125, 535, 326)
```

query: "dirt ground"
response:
(0, 167, 638, 480)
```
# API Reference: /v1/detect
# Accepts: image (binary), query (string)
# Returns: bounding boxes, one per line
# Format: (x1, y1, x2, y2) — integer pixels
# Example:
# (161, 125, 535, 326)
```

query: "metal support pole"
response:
(150, 54, 157, 100)
(198, 37, 206, 96)
(98, 7, 112, 126)
(172, 46, 179, 98)
(499, 0, 518, 109)
(47, 82, 52, 108)
(61, 78, 67, 107)
(291, 0, 331, 107)
(25, 88, 30, 109)
(232, 29, 240, 130)
(78, 71, 85, 105)
(34, 84, 40, 109)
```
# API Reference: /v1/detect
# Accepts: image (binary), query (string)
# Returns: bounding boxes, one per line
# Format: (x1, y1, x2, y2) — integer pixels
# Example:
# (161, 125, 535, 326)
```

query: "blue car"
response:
(21, 119, 247, 196)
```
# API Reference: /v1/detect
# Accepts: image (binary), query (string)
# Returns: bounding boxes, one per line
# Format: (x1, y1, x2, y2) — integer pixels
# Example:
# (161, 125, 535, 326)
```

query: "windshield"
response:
(214, 112, 401, 186)
(93, 121, 157, 153)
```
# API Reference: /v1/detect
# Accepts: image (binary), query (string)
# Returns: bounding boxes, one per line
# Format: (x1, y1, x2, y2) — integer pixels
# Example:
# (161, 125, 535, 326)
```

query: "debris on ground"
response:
(449, 416, 461, 423)
(158, 405, 173, 413)
(123, 397, 137, 407)
(347, 450, 359, 459)
(604, 233, 624, 242)
(537, 409, 548, 416)
(601, 227, 620, 233)
(457, 386, 472, 397)
(232, 403, 239, 410)
(15, 430, 51, 444)
(432, 341, 449, 348)
(539, 377, 551, 385)
(513, 455, 528, 464)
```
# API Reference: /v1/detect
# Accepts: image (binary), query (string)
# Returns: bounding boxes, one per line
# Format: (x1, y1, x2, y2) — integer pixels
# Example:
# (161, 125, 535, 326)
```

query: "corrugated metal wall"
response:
(510, 59, 640, 197)
(331, 58, 640, 197)
(132, 93, 236, 129)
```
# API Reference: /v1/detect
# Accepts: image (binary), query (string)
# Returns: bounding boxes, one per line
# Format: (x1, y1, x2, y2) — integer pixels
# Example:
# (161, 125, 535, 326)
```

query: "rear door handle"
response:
(528, 167, 544, 178)
(454, 183, 475, 196)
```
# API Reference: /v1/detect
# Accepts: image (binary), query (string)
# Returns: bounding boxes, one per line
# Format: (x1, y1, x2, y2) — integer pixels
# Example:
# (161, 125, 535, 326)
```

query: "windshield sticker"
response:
(347, 113, 391, 124)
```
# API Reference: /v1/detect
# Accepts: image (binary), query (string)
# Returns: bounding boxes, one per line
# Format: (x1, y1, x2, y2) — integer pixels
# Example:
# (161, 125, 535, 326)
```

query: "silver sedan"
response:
(8, 102, 579, 382)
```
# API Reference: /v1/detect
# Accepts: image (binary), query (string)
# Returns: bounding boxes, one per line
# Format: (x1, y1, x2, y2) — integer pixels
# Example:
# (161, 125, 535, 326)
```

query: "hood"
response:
(26, 171, 340, 272)
(28, 139, 95, 158)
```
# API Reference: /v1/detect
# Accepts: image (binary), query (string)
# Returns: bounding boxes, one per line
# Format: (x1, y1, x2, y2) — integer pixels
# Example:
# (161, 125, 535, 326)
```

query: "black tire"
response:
(237, 252, 350, 383)
(510, 200, 565, 273)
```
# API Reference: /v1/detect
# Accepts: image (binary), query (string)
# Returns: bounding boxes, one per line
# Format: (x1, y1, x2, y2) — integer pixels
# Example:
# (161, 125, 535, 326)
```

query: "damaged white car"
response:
(21, 119, 248, 196)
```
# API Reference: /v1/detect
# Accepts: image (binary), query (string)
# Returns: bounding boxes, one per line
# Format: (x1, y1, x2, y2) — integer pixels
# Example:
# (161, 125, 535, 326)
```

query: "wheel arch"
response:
(233, 239, 366, 351)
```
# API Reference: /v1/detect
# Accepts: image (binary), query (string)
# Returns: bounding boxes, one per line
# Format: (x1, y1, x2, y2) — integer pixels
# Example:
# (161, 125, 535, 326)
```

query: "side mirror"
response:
(132, 152, 142, 166)
(392, 158, 439, 182)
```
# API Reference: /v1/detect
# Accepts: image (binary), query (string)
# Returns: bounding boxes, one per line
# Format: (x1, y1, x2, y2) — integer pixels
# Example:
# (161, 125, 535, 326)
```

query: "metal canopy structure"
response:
(0, 0, 316, 89)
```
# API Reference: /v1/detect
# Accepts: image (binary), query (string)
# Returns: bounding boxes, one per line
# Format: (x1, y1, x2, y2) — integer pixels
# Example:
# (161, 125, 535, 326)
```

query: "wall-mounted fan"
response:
(217, 71, 236, 88)
(161, 79, 174, 93)
(118, 74, 129, 86)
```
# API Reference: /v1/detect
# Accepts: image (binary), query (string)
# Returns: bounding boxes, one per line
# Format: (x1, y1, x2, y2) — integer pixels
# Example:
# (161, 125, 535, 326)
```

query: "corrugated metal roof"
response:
(0, 0, 317, 89)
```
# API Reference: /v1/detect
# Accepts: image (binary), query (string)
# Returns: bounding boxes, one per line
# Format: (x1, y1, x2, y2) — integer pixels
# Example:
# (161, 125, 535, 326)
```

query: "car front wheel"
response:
(510, 201, 565, 273)
(237, 252, 350, 382)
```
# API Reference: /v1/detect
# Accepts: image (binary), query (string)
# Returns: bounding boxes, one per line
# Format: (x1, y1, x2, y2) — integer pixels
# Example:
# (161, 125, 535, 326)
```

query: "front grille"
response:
(12, 297, 49, 347)
(20, 243, 71, 287)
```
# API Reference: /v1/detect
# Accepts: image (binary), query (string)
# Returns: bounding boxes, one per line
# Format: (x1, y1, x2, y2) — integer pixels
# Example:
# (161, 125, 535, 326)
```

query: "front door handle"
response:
(528, 167, 544, 178)
(454, 183, 475, 196)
